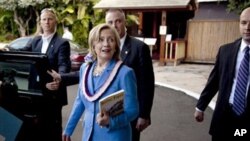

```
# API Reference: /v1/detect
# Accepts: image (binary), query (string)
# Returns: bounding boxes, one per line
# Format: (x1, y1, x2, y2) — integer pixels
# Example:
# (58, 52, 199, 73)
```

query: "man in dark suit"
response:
(194, 7, 250, 141)
(105, 9, 155, 141)
(6, 8, 71, 141)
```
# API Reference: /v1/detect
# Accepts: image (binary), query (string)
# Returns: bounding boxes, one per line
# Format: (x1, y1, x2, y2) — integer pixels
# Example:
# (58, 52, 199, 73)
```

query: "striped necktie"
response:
(233, 46, 249, 115)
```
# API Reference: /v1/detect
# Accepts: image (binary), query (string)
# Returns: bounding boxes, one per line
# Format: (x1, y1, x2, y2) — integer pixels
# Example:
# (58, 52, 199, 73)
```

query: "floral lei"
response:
(82, 60, 123, 102)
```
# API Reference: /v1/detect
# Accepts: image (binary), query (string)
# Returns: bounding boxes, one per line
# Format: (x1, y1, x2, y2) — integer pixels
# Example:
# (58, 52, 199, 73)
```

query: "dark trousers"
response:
(212, 106, 250, 141)
(16, 103, 62, 141)
(131, 118, 140, 141)
(212, 135, 249, 141)
(41, 105, 62, 141)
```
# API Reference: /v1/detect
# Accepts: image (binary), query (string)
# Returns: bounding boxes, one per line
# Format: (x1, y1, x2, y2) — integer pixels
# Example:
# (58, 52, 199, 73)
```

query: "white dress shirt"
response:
(37, 33, 55, 82)
(41, 33, 55, 54)
(119, 33, 127, 51)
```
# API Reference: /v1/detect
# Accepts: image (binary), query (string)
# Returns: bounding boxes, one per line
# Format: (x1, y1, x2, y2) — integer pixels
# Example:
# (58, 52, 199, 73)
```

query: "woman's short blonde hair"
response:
(88, 23, 121, 61)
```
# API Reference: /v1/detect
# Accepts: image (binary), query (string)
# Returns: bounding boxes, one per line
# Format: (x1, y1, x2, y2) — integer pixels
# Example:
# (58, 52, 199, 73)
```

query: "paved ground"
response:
(153, 61, 213, 95)
(140, 85, 213, 141)
(153, 61, 216, 109)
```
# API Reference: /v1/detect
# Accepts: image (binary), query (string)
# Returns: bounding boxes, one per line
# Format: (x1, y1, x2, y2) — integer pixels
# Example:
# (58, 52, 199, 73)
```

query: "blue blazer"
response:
(63, 59, 139, 141)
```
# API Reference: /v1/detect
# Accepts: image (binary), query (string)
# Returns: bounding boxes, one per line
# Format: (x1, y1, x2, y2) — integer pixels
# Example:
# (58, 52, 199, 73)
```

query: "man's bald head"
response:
(240, 7, 250, 44)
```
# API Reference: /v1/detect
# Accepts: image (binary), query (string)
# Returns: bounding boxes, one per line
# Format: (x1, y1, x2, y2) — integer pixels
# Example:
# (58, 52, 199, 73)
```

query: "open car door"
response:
(0, 51, 51, 141)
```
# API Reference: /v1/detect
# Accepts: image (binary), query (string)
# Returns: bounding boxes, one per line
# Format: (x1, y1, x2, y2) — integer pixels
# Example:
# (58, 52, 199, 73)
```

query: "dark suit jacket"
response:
(196, 38, 250, 136)
(18, 33, 71, 106)
(121, 35, 155, 119)
(61, 71, 79, 86)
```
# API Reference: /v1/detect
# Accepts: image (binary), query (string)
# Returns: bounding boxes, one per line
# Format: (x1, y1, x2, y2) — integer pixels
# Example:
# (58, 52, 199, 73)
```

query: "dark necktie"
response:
(233, 47, 249, 115)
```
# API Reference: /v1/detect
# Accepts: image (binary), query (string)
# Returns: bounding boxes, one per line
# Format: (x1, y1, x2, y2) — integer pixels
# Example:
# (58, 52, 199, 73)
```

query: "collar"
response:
(92, 59, 115, 72)
(240, 39, 249, 52)
(120, 33, 127, 49)
(42, 32, 56, 42)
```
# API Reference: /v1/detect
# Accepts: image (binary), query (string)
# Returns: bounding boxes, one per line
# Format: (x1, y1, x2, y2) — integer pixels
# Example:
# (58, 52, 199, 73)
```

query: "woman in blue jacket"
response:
(62, 23, 139, 141)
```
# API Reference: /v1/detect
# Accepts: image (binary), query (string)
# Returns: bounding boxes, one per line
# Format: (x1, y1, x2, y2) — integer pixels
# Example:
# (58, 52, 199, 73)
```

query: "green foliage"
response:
(0, 35, 6, 42)
(58, 0, 105, 48)
(126, 14, 139, 26)
(77, 4, 86, 19)
(0, 0, 139, 47)
(0, 0, 105, 47)
(0, 0, 55, 10)
(227, 0, 250, 14)
(73, 20, 89, 48)
(0, 9, 18, 41)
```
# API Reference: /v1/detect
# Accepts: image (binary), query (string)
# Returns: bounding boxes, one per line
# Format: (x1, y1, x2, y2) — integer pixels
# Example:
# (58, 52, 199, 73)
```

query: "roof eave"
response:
(94, 5, 189, 10)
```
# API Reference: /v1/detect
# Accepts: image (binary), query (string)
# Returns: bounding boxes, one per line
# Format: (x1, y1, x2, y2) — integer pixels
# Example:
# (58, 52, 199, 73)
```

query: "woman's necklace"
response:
(93, 65, 106, 77)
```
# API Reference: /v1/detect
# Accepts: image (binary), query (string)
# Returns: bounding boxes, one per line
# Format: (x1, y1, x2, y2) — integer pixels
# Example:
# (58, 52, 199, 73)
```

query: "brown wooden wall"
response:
(186, 20, 240, 63)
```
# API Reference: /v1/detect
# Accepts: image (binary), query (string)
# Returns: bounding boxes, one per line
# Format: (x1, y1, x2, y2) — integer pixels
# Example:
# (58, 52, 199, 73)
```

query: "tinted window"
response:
(9, 37, 32, 49)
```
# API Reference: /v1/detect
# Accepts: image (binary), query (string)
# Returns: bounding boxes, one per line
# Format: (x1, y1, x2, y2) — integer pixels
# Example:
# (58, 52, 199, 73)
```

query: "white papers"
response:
(144, 38, 157, 46)
(159, 25, 167, 35)
(134, 37, 144, 42)
(166, 34, 172, 41)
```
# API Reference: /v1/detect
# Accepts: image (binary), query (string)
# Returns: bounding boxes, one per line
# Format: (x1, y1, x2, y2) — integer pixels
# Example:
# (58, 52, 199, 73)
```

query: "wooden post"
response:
(138, 12, 143, 30)
(159, 11, 167, 66)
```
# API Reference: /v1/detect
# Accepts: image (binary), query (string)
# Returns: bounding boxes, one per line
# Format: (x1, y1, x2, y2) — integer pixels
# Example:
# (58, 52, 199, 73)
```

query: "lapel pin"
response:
(125, 51, 128, 54)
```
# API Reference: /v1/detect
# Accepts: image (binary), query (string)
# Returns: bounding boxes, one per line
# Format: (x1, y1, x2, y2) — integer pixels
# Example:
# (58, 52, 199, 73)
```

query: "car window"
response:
(9, 37, 32, 49)
(0, 61, 35, 92)
(0, 52, 50, 96)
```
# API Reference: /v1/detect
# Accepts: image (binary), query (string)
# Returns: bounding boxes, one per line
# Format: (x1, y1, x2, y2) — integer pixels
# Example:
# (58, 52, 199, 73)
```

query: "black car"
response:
(0, 51, 55, 140)
(3, 36, 87, 72)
